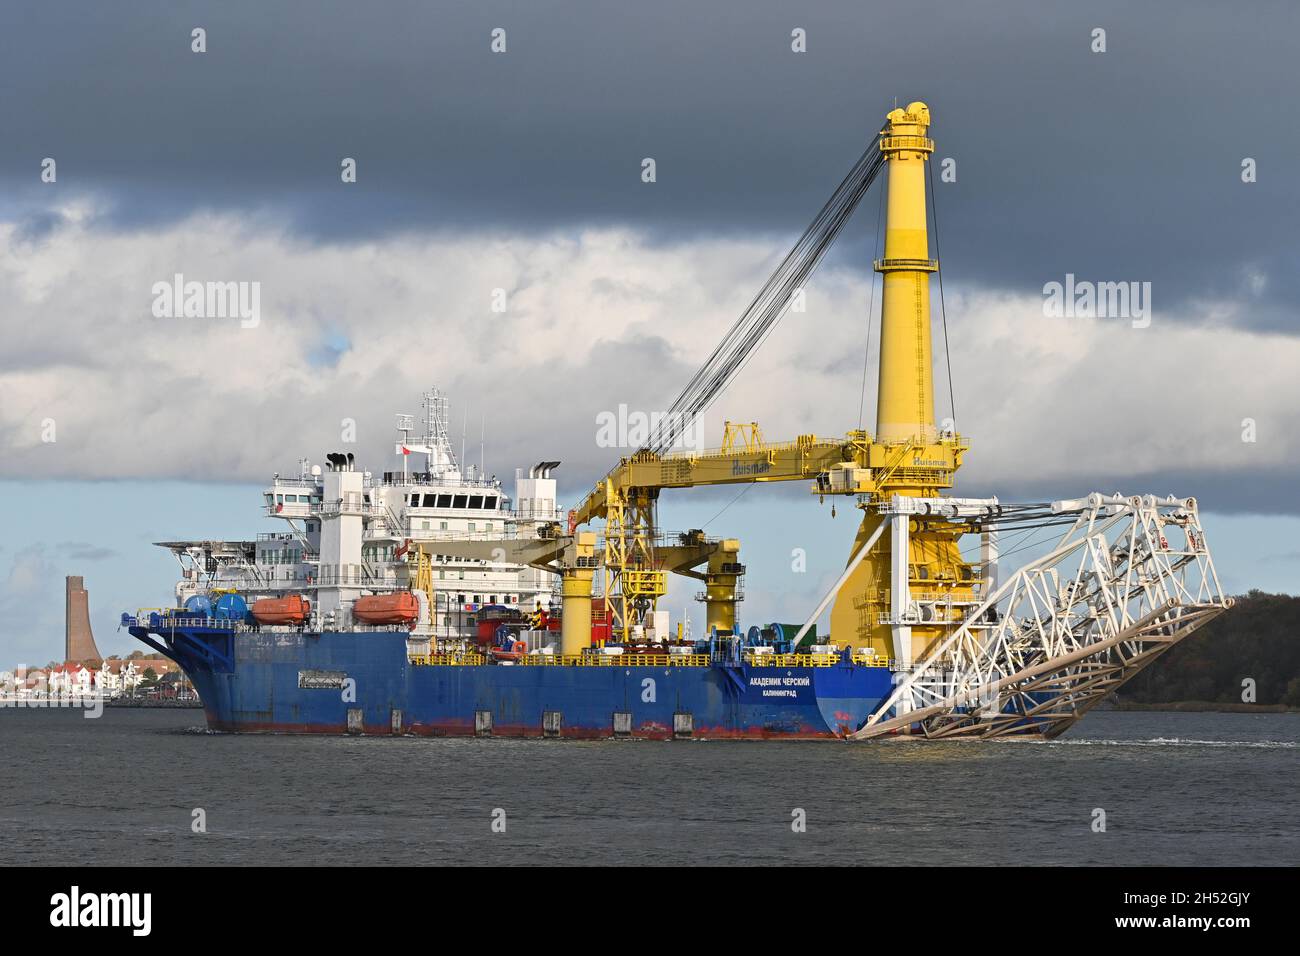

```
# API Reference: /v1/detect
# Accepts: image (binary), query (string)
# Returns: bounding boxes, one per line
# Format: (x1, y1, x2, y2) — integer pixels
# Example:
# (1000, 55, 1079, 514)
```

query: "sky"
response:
(1, 1, 1297, 666)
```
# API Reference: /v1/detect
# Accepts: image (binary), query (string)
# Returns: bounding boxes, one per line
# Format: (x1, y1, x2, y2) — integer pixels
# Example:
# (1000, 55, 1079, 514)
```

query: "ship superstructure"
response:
(160, 388, 560, 644)
(125, 103, 1231, 740)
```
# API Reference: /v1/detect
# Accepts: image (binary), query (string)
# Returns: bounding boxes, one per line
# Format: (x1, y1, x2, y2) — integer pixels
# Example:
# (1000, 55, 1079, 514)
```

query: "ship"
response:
(123, 103, 1231, 740)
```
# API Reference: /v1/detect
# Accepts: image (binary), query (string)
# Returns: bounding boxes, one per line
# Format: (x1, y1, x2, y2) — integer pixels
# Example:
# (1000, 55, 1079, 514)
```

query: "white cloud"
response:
(1, 211, 1296, 507)
(0, 543, 61, 664)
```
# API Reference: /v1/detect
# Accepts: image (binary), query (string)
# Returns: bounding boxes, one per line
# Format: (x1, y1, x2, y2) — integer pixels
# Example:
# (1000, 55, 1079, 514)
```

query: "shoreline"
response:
(105, 698, 203, 709)
(0, 696, 202, 709)
(1109, 700, 1298, 714)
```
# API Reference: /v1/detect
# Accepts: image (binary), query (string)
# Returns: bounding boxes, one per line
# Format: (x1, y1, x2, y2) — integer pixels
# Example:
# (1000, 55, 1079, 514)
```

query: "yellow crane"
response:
(571, 102, 979, 662)
(403, 100, 1226, 745)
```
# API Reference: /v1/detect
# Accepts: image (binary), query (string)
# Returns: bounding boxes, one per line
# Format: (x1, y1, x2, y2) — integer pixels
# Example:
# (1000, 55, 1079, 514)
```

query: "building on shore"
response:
(2, 657, 192, 700)
(0, 576, 195, 701)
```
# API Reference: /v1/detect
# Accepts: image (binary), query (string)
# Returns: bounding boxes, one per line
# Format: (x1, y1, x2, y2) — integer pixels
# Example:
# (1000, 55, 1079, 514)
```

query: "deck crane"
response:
(570, 102, 977, 662)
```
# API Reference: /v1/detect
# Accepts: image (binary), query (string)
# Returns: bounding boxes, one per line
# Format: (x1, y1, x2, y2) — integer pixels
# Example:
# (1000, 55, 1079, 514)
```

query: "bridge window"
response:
(422, 494, 437, 507)
(437, 494, 452, 508)
(468, 495, 483, 509)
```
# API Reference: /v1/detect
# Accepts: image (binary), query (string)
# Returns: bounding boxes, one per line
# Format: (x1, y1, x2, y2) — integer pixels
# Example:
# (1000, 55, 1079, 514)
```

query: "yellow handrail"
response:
(743, 652, 843, 668)
(851, 653, 892, 668)
(409, 652, 487, 667)
(407, 651, 890, 669)
(520, 654, 710, 667)
(408, 653, 713, 667)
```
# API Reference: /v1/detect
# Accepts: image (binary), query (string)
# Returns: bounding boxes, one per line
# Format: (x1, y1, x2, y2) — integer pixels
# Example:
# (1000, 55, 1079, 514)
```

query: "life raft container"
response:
(352, 592, 420, 625)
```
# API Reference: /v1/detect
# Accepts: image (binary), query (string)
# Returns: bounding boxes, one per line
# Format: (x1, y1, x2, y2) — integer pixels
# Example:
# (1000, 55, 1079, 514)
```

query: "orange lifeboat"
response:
(352, 592, 420, 625)
(251, 595, 311, 625)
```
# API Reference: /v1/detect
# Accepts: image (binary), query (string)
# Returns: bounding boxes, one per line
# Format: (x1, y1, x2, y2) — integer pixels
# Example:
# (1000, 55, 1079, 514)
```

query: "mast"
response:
(875, 102, 939, 446)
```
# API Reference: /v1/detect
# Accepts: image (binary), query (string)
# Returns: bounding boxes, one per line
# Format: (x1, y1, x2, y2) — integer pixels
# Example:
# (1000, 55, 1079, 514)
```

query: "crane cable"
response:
(646, 133, 888, 456)
(857, 168, 886, 431)
(651, 142, 885, 453)
(926, 154, 957, 430)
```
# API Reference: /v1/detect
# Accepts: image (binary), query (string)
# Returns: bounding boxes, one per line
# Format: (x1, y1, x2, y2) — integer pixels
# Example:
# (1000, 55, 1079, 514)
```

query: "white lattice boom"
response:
(852, 492, 1232, 740)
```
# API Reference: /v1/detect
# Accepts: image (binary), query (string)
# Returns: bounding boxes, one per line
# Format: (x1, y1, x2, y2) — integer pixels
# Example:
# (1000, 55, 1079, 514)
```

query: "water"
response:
(1, 709, 1295, 865)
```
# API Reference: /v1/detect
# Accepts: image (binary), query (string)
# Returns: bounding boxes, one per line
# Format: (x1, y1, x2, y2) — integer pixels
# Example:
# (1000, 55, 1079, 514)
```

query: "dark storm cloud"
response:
(957, 466, 1300, 520)
(3, 0, 1298, 325)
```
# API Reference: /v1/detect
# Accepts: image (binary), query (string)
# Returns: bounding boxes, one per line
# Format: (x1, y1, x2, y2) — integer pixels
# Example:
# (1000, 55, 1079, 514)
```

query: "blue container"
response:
(212, 593, 249, 622)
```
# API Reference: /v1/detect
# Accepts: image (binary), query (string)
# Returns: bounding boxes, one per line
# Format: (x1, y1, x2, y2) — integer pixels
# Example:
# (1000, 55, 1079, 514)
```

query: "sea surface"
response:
(1, 708, 1295, 866)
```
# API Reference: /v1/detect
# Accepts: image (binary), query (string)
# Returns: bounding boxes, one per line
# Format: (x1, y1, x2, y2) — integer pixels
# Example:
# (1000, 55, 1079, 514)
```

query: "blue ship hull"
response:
(129, 624, 894, 739)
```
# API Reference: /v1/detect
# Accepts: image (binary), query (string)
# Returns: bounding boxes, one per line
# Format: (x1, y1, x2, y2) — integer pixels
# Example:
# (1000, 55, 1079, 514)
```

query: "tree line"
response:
(1121, 591, 1300, 707)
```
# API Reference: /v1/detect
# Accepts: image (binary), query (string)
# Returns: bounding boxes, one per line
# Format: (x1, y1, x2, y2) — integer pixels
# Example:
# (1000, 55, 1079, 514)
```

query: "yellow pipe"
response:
(559, 569, 594, 656)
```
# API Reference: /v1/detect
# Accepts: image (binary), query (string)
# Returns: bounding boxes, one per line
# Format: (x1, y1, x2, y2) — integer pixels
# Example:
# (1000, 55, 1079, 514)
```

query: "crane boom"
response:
(571, 429, 868, 528)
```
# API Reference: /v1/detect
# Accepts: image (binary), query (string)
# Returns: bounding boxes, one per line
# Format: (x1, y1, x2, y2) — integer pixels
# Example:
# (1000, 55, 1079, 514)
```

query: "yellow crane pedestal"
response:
(559, 532, 597, 656)
(701, 539, 743, 635)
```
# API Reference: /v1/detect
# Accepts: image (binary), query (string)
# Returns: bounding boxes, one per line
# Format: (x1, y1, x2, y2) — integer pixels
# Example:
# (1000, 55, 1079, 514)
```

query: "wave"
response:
(1053, 736, 1296, 749)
